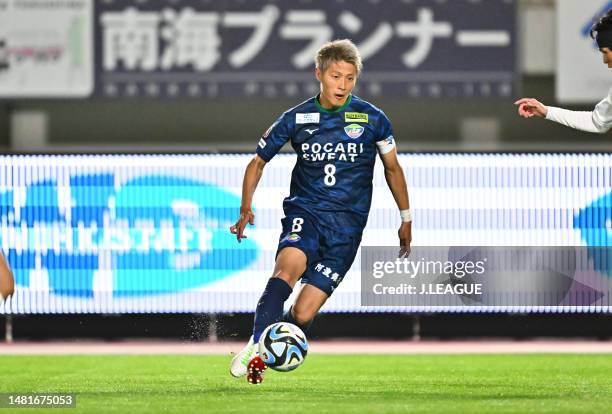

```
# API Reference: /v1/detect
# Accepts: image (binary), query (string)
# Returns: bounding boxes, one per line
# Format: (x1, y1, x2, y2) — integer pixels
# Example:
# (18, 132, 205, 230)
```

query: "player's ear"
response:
(315, 67, 321, 82)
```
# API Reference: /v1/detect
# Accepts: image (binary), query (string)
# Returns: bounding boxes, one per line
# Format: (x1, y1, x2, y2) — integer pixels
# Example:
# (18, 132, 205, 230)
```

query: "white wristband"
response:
(400, 209, 412, 223)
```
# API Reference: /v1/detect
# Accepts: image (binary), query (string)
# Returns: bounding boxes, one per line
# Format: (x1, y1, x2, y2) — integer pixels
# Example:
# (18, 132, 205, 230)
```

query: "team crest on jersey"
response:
(344, 123, 365, 139)
(282, 233, 301, 243)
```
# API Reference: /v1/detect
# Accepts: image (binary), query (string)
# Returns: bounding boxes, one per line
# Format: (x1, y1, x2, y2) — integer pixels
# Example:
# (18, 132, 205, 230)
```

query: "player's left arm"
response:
(379, 149, 412, 256)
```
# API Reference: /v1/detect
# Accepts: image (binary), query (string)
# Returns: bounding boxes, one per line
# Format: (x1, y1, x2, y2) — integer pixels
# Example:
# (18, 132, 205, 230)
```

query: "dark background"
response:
(3, 312, 612, 341)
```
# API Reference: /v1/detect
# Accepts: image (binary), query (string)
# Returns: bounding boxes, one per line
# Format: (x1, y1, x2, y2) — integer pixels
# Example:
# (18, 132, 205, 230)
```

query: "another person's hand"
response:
(514, 98, 548, 118)
(398, 221, 412, 258)
(0, 252, 14, 299)
(230, 207, 255, 243)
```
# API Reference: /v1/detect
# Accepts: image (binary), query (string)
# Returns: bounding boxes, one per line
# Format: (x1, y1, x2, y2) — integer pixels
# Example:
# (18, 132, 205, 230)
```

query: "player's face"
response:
(601, 47, 612, 68)
(316, 61, 357, 109)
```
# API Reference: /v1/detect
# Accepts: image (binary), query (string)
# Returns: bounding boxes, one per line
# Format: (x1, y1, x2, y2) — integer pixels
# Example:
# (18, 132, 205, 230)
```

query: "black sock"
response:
(252, 277, 293, 343)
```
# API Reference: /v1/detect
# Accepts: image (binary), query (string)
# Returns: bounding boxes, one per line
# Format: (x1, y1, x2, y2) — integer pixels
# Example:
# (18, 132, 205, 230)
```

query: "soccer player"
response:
(229, 39, 412, 381)
(0, 251, 14, 302)
(514, 9, 612, 133)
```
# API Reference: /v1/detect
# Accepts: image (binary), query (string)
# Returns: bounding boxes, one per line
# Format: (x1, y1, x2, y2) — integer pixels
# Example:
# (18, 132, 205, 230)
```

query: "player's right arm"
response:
(230, 155, 267, 243)
(514, 91, 612, 134)
(230, 112, 292, 242)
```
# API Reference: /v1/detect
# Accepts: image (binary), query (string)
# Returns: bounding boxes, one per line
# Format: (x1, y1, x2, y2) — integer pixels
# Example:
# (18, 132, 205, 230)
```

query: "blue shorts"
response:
(276, 210, 362, 296)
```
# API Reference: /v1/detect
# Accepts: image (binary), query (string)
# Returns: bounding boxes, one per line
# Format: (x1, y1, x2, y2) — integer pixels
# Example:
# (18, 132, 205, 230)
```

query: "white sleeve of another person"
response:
(545, 87, 612, 134)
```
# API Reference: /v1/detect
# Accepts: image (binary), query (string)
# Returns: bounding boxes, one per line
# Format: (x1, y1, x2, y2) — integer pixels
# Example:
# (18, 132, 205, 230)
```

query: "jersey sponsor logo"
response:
(304, 128, 318, 135)
(344, 112, 368, 123)
(301, 141, 364, 162)
(314, 263, 340, 282)
(258, 138, 267, 148)
(282, 233, 301, 243)
(296, 113, 320, 124)
(344, 123, 365, 139)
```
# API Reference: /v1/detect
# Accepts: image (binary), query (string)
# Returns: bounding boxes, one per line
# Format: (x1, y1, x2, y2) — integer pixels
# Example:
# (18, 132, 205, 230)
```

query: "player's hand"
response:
(398, 221, 412, 258)
(514, 98, 548, 118)
(230, 207, 255, 243)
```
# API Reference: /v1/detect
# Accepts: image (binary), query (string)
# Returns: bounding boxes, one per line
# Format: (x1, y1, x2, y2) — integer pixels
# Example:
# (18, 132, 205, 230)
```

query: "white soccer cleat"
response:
(230, 336, 258, 377)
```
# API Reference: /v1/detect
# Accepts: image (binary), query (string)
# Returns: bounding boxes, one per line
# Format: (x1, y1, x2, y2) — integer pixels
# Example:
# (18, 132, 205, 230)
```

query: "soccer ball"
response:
(258, 322, 308, 372)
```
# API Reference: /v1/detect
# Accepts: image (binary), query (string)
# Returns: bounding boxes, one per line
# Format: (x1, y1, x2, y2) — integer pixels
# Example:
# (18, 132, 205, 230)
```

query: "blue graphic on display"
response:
(0, 173, 258, 297)
(575, 191, 612, 276)
(581, 1, 612, 47)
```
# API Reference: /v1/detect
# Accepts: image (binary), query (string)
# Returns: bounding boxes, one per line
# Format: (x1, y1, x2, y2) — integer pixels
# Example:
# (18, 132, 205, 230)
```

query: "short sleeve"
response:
(375, 110, 396, 155)
(256, 112, 293, 162)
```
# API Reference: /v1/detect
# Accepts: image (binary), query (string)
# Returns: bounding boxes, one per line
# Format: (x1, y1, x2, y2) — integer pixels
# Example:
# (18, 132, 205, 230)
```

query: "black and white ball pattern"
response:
(258, 322, 309, 372)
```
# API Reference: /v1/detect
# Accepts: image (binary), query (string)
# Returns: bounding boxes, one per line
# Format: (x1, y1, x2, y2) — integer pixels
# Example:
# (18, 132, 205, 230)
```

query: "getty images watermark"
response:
(371, 255, 486, 295)
(360, 247, 610, 307)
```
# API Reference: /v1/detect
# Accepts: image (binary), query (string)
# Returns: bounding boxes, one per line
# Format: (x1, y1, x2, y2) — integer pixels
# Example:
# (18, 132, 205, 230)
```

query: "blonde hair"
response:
(315, 39, 362, 76)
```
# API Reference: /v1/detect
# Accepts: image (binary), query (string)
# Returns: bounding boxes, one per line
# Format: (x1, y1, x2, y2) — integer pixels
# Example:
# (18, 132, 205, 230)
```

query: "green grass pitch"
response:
(1, 354, 611, 413)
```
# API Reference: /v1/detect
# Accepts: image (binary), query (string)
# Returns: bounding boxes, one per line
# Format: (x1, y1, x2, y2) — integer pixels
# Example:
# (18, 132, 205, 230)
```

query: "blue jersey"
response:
(256, 94, 396, 235)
